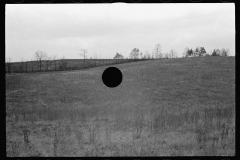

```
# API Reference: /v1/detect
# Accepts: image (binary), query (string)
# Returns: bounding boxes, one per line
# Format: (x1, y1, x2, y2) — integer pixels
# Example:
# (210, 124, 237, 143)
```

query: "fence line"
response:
(5, 59, 151, 74)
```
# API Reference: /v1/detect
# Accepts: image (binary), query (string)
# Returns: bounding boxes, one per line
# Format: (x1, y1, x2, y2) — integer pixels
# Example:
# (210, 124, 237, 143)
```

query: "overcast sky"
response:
(6, 3, 235, 62)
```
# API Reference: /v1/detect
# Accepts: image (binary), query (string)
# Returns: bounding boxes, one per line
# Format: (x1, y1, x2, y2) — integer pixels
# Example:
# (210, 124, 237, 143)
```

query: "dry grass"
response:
(6, 56, 235, 156)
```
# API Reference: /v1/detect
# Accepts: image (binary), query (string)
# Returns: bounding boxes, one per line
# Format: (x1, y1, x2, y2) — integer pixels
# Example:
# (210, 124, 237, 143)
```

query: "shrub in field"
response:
(193, 106, 235, 155)
(23, 129, 30, 144)
(53, 131, 59, 157)
(88, 121, 99, 144)
(74, 127, 83, 147)
(132, 109, 145, 139)
(195, 122, 208, 150)
(105, 122, 112, 143)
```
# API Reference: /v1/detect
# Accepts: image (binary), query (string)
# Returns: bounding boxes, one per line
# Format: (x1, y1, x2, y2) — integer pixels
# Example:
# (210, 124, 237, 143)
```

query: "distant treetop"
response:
(114, 52, 124, 59)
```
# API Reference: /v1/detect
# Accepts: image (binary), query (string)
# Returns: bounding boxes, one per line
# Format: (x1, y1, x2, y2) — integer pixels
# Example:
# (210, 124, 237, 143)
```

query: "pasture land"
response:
(6, 56, 235, 156)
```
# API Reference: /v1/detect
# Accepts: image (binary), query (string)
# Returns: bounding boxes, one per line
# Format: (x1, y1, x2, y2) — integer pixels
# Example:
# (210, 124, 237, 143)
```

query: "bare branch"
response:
(79, 49, 88, 68)
(34, 50, 48, 72)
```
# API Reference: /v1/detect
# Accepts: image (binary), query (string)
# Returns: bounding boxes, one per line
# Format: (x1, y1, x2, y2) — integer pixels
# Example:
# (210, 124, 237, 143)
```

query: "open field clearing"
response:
(6, 56, 235, 156)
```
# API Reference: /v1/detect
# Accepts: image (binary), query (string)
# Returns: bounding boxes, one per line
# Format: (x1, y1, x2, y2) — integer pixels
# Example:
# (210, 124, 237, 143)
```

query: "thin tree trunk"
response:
(32, 62, 33, 72)
(25, 61, 27, 73)
(21, 61, 24, 72)
(39, 60, 41, 72)
(83, 53, 85, 68)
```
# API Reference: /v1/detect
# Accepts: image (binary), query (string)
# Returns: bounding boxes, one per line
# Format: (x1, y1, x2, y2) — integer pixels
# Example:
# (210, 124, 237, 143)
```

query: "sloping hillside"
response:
(6, 56, 235, 156)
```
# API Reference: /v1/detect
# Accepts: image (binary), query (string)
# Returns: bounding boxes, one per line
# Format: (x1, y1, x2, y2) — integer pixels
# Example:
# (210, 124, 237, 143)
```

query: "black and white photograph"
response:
(6, 3, 235, 157)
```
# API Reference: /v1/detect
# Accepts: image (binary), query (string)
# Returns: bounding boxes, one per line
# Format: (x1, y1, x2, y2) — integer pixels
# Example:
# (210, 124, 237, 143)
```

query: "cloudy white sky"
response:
(6, 3, 235, 62)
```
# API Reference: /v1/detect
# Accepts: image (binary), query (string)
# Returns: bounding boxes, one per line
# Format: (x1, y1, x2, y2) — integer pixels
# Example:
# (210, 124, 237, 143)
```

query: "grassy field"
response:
(6, 56, 235, 156)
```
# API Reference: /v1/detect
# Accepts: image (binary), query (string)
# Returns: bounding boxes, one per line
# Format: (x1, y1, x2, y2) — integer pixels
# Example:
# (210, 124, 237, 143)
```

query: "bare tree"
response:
(220, 48, 229, 56)
(79, 49, 88, 69)
(52, 55, 58, 71)
(182, 47, 189, 58)
(31, 59, 34, 72)
(114, 52, 124, 64)
(225, 48, 230, 56)
(169, 49, 177, 58)
(129, 48, 140, 60)
(25, 60, 28, 73)
(35, 51, 48, 72)
(143, 51, 150, 59)
(59, 56, 68, 70)
(154, 43, 162, 59)
(45, 56, 52, 71)
(21, 59, 24, 72)
(113, 52, 124, 59)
